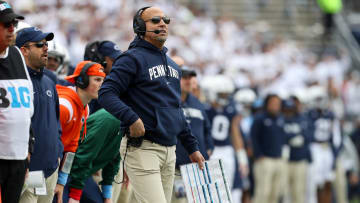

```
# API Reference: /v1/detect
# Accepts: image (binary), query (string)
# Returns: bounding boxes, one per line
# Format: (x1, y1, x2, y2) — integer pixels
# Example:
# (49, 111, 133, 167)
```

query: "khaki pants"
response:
(288, 161, 308, 203)
(120, 137, 176, 203)
(19, 167, 58, 203)
(334, 159, 348, 203)
(253, 157, 285, 203)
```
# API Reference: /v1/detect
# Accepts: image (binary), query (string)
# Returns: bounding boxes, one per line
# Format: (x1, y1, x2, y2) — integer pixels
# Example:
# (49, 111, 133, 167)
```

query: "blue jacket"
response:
(250, 112, 285, 159)
(28, 67, 63, 178)
(284, 114, 312, 162)
(176, 94, 214, 167)
(98, 37, 199, 154)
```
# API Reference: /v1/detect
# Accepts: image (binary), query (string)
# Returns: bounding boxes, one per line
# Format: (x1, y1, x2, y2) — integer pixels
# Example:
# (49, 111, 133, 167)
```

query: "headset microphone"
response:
(147, 30, 160, 34)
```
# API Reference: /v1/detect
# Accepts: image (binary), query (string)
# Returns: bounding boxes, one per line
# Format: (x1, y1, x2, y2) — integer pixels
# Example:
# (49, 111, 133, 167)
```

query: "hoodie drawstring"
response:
(161, 52, 169, 78)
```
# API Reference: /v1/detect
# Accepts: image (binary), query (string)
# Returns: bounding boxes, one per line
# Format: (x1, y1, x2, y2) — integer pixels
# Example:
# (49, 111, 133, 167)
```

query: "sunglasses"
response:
(24, 42, 48, 48)
(3, 20, 18, 28)
(145, 16, 170, 25)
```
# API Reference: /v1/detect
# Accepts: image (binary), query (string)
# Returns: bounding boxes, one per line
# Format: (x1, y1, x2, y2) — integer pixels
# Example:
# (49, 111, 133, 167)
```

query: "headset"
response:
(133, 6, 151, 36)
(84, 41, 109, 68)
(75, 62, 98, 89)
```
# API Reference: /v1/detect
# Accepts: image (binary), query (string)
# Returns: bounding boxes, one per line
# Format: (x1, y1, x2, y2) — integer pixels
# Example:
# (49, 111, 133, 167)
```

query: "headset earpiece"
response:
(75, 62, 98, 89)
(133, 6, 151, 36)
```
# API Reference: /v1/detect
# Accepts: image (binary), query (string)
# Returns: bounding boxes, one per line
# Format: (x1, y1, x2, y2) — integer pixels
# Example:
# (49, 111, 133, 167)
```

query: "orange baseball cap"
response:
(65, 61, 106, 84)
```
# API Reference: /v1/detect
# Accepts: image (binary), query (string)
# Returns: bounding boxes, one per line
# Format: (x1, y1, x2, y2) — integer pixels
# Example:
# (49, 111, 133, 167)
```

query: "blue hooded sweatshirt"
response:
(98, 37, 199, 154)
(284, 113, 312, 162)
(27, 67, 63, 178)
(176, 93, 214, 168)
(251, 112, 286, 159)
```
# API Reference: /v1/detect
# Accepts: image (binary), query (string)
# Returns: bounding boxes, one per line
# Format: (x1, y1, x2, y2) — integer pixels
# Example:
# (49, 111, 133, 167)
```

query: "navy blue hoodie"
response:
(250, 112, 286, 159)
(28, 67, 63, 178)
(283, 113, 312, 162)
(176, 93, 214, 167)
(98, 37, 199, 154)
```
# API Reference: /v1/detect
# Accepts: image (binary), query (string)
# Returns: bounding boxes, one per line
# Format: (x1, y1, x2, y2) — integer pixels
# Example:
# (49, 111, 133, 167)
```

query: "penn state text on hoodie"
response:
(176, 93, 214, 167)
(99, 37, 199, 154)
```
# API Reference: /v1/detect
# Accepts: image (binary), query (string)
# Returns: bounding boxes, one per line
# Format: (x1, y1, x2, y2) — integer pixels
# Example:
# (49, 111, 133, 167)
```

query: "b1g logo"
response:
(0, 87, 30, 108)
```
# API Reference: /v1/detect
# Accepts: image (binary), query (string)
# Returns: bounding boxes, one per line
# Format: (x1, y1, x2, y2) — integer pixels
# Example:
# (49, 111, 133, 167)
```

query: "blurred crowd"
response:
(12, 0, 360, 121)
(4, 0, 360, 203)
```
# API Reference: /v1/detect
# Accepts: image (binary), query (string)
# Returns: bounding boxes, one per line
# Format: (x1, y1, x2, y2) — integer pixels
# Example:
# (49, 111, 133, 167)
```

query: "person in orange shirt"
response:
(53, 61, 105, 203)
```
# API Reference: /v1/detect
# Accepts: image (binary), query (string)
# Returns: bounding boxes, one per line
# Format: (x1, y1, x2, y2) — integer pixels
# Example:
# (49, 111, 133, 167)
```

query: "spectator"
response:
(16, 26, 64, 203)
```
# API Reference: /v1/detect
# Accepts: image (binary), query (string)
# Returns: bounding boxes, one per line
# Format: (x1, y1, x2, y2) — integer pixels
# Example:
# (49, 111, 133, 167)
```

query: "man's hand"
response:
(54, 184, 64, 203)
(349, 173, 359, 185)
(121, 169, 130, 190)
(104, 198, 112, 203)
(189, 151, 205, 170)
(68, 198, 79, 203)
(25, 153, 31, 180)
(129, 119, 145, 137)
(25, 168, 29, 180)
(239, 164, 249, 178)
(236, 149, 249, 178)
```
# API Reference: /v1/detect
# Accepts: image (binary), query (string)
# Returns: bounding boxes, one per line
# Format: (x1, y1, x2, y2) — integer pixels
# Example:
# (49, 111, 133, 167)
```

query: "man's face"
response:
(21, 39, 48, 70)
(142, 7, 169, 44)
(267, 96, 281, 115)
(190, 77, 198, 93)
(85, 75, 105, 99)
(47, 56, 61, 71)
(0, 21, 16, 48)
(181, 75, 194, 94)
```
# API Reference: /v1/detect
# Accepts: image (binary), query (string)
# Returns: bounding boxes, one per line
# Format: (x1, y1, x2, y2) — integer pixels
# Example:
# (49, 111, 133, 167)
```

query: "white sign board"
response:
(180, 159, 232, 203)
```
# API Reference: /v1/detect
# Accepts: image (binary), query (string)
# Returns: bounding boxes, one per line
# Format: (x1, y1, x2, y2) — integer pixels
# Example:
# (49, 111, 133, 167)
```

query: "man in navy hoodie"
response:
(171, 57, 214, 203)
(99, 6, 204, 203)
(16, 27, 63, 203)
(251, 94, 286, 203)
(282, 98, 311, 203)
